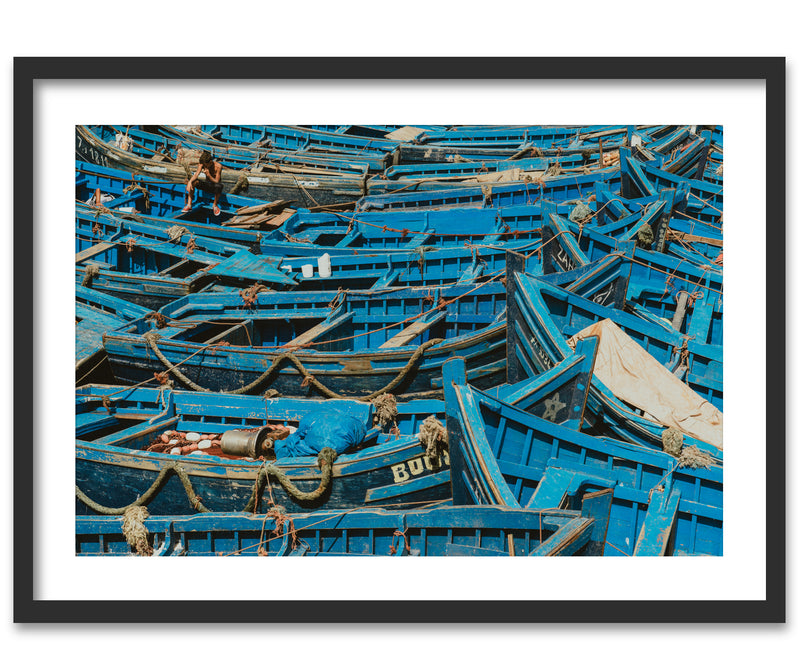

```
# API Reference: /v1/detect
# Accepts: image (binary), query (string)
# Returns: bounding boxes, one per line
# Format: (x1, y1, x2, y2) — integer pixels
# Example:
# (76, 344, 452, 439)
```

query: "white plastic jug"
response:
(301, 264, 314, 278)
(318, 253, 332, 278)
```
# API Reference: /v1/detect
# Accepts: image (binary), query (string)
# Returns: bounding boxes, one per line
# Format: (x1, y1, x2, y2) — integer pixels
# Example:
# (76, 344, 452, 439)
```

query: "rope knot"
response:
(145, 311, 168, 329)
(239, 282, 268, 307)
(166, 225, 189, 242)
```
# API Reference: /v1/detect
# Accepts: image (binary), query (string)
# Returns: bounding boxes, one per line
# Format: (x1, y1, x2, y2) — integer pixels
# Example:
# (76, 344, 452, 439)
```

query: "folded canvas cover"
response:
(567, 319, 722, 449)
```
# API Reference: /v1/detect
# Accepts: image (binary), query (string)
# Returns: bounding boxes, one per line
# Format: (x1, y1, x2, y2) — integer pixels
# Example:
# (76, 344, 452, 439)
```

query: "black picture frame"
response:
(14, 56, 785, 624)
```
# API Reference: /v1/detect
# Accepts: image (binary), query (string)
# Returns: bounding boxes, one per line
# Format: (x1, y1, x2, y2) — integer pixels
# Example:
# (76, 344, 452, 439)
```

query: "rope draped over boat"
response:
(77, 448, 338, 517)
(122, 181, 151, 210)
(76, 462, 211, 514)
(229, 172, 249, 195)
(142, 330, 444, 400)
(244, 447, 338, 511)
(373, 392, 398, 428)
(145, 311, 168, 329)
(81, 264, 100, 287)
(417, 415, 449, 467)
(121, 505, 153, 556)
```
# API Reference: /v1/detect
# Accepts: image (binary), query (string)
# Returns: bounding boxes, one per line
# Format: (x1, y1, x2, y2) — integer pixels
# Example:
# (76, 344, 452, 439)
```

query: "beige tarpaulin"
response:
(566, 319, 722, 449)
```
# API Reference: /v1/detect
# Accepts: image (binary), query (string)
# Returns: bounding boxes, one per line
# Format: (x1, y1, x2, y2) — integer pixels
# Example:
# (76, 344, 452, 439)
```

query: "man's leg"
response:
(182, 183, 194, 213)
(212, 183, 221, 216)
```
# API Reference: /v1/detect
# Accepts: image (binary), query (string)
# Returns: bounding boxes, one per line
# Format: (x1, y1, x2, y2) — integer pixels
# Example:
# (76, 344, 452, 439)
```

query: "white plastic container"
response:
(318, 253, 332, 278)
(301, 264, 314, 278)
(280, 264, 293, 273)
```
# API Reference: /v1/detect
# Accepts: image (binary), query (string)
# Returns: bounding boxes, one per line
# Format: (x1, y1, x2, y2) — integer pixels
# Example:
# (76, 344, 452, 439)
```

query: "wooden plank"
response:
(284, 310, 355, 348)
(633, 488, 681, 556)
(378, 310, 446, 349)
(529, 517, 595, 556)
(76, 241, 116, 264)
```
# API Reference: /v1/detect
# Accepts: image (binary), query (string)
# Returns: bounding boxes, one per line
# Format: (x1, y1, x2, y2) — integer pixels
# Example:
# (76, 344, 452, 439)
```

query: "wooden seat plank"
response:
(379, 310, 446, 349)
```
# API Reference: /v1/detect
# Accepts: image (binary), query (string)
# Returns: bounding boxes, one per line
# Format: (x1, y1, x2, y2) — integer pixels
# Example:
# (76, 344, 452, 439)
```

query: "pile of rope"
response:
(145, 311, 168, 329)
(636, 223, 654, 249)
(262, 505, 298, 554)
(373, 393, 398, 428)
(677, 445, 716, 470)
(661, 427, 683, 457)
(568, 201, 592, 224)
(121, 505, 153, 556)
(418, 415, 448, 467)
(662, 428, 716, 469)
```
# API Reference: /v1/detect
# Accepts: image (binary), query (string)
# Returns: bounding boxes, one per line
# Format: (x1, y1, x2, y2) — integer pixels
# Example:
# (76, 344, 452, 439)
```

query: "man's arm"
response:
(188, 164, 202, 186)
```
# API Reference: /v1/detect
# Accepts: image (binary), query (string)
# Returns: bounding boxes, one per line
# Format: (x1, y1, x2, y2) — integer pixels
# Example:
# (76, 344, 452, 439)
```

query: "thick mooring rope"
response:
(143, 331, 443, 401)
(121, 505, 153, 556)
(76, 462, 211, 515)
(244, 447, 338, 512)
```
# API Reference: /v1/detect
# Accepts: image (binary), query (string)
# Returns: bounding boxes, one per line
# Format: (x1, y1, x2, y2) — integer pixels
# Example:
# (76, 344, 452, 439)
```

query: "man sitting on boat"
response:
(183, 150, 223, 216)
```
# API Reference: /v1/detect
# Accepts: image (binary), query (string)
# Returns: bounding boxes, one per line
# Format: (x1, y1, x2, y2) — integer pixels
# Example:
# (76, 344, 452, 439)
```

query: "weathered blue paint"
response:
(75, 504, 612, 556)
(76, 386, 450, 515)
(443, 358, 722, 556)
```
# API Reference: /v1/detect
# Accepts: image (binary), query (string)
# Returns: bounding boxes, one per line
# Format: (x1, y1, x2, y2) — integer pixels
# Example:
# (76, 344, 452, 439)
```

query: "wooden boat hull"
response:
(102, 283, 509, 397)
(76, 504, 611, 557)
(443, 358, 723, 556)
(76, 387, 451, 515)
(76, 126, 367, 208)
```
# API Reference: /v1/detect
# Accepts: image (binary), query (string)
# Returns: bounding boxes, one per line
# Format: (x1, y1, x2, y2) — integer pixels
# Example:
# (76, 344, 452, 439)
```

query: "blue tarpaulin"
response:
(274, 408, 367, 459)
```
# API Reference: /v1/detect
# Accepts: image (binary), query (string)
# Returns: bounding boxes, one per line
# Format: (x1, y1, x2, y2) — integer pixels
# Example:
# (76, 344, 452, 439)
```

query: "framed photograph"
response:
(14, 57, 785, 623)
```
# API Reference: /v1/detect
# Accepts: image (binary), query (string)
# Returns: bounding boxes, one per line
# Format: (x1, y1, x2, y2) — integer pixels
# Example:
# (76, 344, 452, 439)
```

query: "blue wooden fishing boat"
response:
(76, 285, 151, 379)
(544, 208, 724, 348)
(443, 358, 722, 556)
(76, 203, 268, 252)
(75, 502, 612, 556)
(78, 202, 538, 292)
(255, 202, 575, 257)
(199, 124, 403, 156)
(89, 125, 374, 176)
(76, 384, 451, 515)
(76, 161, 278, 221)
(510, 268, 722, 409)
(76, 126, 368, 208)
(356, 168, 621, 212)
(75, 217, 294, 309)
(416, 124, 637, 149)
(101, 281, 508, 397)
(620, 150, 723, 225)
(505, 262, 724, 459)
(366, 157, 552, 195)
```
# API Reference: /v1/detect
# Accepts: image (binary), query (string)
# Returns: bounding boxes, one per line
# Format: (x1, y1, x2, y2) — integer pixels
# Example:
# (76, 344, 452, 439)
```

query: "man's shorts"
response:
(192, 179, 224, 196)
